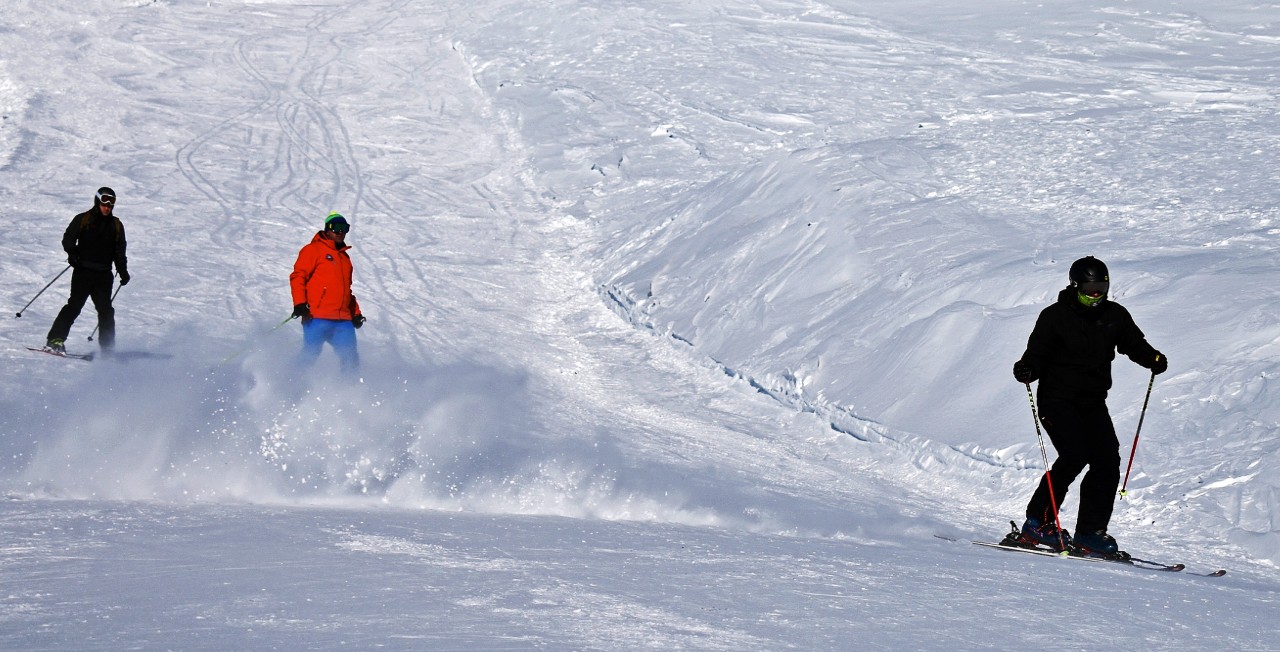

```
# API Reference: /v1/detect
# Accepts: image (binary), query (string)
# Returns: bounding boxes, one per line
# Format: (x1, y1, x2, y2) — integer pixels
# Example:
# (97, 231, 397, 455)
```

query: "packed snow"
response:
(1, 0, 1277, 648)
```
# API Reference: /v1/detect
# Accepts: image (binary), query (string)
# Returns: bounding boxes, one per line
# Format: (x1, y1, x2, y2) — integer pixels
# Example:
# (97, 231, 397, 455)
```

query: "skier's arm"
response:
(1015, 311, 1054, 382)
(1116, 311, 1163, 372)
(113, 219, 129, 280)
(61, 215, 81, 260)
(288, 246, 315, 307)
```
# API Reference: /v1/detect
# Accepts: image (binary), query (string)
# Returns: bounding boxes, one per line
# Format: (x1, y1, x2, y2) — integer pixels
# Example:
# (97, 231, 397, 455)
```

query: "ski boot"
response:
(1009, 517, 1073, 551)
(1071, 530, 1130, 561)
(45, 338, 65, 354)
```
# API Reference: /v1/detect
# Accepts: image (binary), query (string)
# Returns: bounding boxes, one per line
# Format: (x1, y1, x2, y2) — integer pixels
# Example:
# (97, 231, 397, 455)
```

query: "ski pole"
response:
(1119, 367, 1158, 499)
(217, 314, 296, 366)
(15, 264, 71, 318)
(88, 284, 124, 341)
(1025, 382, 1068, 554)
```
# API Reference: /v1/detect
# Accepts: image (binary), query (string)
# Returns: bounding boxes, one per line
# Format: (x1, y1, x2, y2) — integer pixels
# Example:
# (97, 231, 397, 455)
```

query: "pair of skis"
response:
(940, 522, 1226, 577)
(28, 346, 95, 361)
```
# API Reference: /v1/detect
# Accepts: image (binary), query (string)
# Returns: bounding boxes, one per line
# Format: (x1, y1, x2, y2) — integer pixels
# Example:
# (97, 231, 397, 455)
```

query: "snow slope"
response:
(0, 0, 1277, 648)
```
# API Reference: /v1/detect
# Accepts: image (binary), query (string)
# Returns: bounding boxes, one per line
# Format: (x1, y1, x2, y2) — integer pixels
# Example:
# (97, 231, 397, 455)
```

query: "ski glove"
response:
(292, 303, 311, 324)
(118, 270, 130, 286)
(352, 314, 366, 329)
(1013, 359, 1037, 384)
(1151, 352, 1168, 375)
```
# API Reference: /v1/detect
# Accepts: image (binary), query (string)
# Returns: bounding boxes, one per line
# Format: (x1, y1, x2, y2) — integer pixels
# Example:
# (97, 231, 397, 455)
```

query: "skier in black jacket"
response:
(1012, 256, 1167, 554)
(45, 187, 130, 354)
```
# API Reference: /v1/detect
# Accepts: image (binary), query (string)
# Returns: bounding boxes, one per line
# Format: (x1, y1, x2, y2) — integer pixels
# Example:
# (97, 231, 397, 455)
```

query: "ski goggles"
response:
(324, 212, 349, 233)
(1077, 280, 1109, 298)
(96, 191, 116, 205)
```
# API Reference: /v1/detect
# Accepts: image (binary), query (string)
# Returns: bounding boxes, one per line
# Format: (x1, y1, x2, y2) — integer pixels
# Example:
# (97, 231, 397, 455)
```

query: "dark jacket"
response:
(1019, 287, 1160, 402)
(63, 207, 127, 275)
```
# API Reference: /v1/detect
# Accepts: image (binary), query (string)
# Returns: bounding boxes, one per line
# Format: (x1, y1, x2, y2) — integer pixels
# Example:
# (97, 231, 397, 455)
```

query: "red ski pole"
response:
(1120, 367, 1158, 499)
(1025, 383, 1067, 554)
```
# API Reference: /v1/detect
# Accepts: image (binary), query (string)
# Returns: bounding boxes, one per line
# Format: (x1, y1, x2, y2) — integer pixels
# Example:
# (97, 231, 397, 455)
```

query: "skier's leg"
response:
(88, 272, 115, 349)
(330, 321, 359, 376)
(295, 319, 327, 368)
(1025, 399, 1089, 524)
(1075, 402, 1121, 534)
(46, 269, 92, 343)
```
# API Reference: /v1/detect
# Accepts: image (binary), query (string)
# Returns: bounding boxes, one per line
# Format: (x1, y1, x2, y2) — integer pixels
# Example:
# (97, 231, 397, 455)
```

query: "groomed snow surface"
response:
(1, 0, 1277, 648)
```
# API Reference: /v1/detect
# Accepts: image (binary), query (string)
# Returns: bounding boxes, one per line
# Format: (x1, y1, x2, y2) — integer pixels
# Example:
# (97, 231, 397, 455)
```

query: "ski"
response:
(1128, 555, 1227, 577)
(28, 346, 94, 361)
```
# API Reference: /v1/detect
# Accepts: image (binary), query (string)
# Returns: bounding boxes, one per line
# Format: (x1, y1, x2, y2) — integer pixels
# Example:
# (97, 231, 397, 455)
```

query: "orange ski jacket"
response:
(290, 232, 361, 320)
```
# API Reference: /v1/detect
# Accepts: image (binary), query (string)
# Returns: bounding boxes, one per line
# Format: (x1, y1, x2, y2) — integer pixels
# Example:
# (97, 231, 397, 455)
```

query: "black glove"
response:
(352, 314, 366, 329)
(1013, 359, 1036, 384)
(292, 303, 312, 324)
(1151, 352, 1168, 375)
(118, 270, 130, 286)
(67, 255, 79, 268)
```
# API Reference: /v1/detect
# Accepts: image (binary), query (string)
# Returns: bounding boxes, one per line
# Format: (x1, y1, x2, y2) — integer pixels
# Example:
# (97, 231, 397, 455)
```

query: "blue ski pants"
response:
(297, 318, 359, 375)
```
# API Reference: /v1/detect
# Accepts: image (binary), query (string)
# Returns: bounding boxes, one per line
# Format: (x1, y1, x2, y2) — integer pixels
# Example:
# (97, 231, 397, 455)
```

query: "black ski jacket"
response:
(63, 207, 127, 275)
(1018, 287, 1160, 402)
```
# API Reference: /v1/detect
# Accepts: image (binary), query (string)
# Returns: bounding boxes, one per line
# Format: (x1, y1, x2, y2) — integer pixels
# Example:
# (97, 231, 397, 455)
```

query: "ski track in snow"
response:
(0, 0, 1277, 647)
(0, 0, 1267, 564)
(0, 0, 1264, 558)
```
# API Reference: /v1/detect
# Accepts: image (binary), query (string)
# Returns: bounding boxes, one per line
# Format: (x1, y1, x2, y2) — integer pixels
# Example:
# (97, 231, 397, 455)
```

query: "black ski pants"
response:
(47, 268, 115, 348)
(1025, 397, 1121, 535)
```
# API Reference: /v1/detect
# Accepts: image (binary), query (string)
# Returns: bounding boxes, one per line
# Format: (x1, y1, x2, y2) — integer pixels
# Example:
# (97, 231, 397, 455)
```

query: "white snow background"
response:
(1, 0, 1278, 648)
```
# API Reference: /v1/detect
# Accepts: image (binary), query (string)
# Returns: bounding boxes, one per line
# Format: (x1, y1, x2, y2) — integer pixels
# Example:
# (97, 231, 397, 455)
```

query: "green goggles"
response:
(1077, 290, 1105, 307)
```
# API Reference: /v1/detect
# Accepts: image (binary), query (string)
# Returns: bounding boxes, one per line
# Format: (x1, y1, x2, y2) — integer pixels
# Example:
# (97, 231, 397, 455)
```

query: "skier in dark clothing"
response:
(1012, 256, 1167, 554)
(46, 187, 130, 354)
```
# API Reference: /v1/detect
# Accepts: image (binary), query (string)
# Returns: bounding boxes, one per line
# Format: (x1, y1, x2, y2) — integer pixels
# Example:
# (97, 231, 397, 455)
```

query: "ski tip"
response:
(1208, 569, 1227, 577)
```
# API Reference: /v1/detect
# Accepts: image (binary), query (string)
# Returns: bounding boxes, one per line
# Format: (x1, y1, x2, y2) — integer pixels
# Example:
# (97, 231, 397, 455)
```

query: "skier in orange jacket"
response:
(289, 212, 365, 374)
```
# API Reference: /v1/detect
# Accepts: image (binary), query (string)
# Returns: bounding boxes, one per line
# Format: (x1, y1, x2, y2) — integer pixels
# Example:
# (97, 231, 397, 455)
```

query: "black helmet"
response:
(1069, 256, 1109, 307)
(95, 187, 116, 206)
(1069, 256, 1108, 284)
